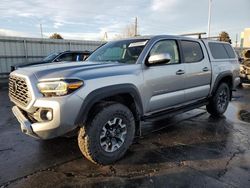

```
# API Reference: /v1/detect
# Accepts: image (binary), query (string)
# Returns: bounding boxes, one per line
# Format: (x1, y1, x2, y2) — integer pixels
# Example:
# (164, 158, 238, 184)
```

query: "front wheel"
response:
(206, 83, 230, 117)
(78, 103, 135, 165)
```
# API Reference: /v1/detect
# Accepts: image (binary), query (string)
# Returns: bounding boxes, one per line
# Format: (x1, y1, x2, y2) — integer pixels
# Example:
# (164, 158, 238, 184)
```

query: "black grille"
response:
(9, 75, 31, 106)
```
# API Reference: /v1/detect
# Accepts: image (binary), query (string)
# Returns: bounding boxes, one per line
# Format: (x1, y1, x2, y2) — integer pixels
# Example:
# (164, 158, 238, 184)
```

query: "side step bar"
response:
(141, 99, 208, 122)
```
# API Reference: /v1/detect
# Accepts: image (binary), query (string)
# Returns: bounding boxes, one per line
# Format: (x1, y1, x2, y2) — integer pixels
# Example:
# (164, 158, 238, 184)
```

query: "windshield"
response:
(43, 52, 59, 62)
(87, 39, 148, 64)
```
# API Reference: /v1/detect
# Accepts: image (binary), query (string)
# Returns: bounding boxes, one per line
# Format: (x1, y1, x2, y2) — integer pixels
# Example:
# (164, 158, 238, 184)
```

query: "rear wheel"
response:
(206, 83, 230, 117)
(78, 102, 135, 165)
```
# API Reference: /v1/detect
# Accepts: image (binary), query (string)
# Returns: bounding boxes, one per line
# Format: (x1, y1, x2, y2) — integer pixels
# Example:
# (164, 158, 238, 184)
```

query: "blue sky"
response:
(0, 0, 249, 44)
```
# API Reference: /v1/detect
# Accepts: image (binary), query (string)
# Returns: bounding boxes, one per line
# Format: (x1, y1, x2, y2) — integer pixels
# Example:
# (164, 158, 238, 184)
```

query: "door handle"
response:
(202, 67, 209, 72)
(176, 69, 185, 75)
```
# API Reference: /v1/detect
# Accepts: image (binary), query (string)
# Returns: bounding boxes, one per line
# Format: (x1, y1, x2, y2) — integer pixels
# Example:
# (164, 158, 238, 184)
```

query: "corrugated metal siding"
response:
(0, 36, 103, 73)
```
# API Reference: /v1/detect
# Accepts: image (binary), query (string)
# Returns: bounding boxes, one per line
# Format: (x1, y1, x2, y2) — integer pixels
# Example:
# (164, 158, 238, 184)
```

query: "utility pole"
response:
(40, 23, 43, 39)
(207, 0, 212, 37)
(235, 33, 238, 47)
(39, 23, 45, 57)
(134, 17, 138, 37)
(103, 32, 108, 41)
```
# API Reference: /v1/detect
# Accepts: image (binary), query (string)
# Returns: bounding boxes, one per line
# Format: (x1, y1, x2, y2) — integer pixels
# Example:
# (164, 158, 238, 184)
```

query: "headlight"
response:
(37, 79, 83, 97)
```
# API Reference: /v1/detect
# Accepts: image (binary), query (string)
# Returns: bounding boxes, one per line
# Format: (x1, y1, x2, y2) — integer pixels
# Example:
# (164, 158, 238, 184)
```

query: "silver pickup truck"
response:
(9, 35, 240, 165)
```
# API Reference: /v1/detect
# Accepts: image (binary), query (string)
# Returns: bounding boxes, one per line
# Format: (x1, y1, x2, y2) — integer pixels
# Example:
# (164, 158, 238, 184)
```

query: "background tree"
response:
(218, 31, 232, 44)
(49, 33, 63, 39)
(115, 23, 140, 39)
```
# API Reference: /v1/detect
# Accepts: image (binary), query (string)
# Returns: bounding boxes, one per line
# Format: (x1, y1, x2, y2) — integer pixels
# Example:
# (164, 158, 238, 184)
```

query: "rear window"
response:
(181, 41, 204, 63)
(208, 42, 236, 59)
(223, 44, 236, 58)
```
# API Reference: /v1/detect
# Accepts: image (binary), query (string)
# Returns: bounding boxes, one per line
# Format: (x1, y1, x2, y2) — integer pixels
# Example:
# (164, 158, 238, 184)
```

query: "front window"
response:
(87, 39, 148, 64)
(149, 40, 180, 64)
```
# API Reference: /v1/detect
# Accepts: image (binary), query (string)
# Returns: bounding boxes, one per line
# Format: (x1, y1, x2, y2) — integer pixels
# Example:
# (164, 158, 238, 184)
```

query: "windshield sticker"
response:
(128, 40, 148, 48)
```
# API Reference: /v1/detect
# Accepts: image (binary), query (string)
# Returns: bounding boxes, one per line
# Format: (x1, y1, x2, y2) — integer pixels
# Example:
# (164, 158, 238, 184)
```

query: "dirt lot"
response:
(0, 85, 250, 188)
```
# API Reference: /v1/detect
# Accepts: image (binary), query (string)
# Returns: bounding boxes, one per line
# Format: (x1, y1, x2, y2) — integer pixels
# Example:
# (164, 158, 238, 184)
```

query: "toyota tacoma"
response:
(9, 35, 240, 165)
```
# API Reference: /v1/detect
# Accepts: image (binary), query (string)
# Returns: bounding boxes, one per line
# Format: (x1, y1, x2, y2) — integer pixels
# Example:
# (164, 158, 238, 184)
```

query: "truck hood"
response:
(13, 61, 49, 68)
(15, 61, 135, 81)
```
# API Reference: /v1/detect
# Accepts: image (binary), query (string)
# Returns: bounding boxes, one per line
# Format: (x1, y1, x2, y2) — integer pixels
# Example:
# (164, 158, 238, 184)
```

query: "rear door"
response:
(180, 40, 212, 101)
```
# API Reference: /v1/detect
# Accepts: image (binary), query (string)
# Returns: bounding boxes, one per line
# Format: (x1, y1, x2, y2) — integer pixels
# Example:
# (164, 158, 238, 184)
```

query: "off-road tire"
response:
(78, 102, 135, 165)
(206, 83, 230, 117)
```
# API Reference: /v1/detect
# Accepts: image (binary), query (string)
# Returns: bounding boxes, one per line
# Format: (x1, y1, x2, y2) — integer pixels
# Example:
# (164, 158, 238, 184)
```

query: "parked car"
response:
(9, 35, 240, 165)
(10, 50, 91, 71)
(239, 49, 250, 84)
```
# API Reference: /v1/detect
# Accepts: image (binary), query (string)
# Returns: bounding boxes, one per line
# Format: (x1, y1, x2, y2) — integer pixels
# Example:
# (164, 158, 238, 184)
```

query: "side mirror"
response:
(147, 53, 171, 66)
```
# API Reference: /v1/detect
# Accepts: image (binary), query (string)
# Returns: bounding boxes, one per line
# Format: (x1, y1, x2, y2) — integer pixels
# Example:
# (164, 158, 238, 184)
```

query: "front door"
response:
(142, 39, 186, 113)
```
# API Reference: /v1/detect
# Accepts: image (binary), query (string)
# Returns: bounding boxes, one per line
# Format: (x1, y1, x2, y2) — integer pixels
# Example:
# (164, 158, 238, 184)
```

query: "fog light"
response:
(46, 111, 53, 121)
(40, 109, 53, 121)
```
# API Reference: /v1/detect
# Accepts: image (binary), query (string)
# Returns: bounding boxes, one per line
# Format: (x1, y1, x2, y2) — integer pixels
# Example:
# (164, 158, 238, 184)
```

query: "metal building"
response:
(0, 36, 103, 74)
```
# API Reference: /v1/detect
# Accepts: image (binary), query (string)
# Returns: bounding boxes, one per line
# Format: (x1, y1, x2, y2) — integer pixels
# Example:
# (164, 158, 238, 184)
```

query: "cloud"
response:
(151, 0, 179, 11)
(44, 29, 120, 41)
(0, 28, 31, 37)
(0, 0, 248, 41)
(44, 32, 98, 40)
(53, 22, 64, 29)
(44, 31, 105, 41)
(17, 12, 35, 17)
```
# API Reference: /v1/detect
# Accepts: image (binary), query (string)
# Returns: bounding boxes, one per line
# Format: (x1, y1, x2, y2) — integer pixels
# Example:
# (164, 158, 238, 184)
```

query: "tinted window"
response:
(150, 40, 180, 64)
(209, 43, 228, 59)
(58, 53, 74, 61)
(181, 41, 204, 63)
(43, 52, 59, 62)
(223, 44, 236, 58)
(73, 53, 83, 61)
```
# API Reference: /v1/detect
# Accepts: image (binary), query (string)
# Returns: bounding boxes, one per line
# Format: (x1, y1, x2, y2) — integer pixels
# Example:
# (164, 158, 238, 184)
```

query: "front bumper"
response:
(12, 106, 38, 138)
(12, 93, 84, 139)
